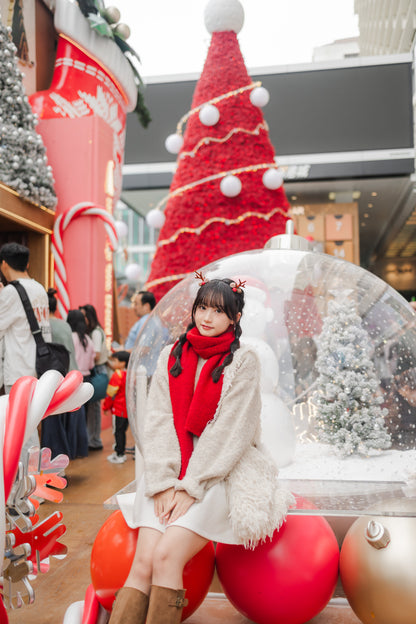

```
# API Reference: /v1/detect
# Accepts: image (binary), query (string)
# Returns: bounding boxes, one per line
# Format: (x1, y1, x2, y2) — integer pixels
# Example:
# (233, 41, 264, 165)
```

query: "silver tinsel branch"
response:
(0, 15, 57, 209)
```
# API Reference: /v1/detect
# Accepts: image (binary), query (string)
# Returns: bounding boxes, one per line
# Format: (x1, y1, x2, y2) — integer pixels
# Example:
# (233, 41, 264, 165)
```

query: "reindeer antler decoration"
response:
(230, 279, 246, 293)
(194, 270, 208, 286)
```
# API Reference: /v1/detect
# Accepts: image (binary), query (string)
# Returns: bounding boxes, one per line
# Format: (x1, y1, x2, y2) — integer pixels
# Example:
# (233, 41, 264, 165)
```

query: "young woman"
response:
(66, 309, 96, 458)
(40, 290, 80, 459)
(109, 274, 293, 624)
(66, 309, 95, 379)
(79, 304, 109, 450)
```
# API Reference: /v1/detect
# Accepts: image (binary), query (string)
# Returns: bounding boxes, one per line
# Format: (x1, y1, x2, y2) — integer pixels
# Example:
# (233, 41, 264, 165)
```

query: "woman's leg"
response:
(152, 526, 208, 589)
(125, 527, 163, 593)
(146, 527, 209, 624)
(109, 527, 162, 624)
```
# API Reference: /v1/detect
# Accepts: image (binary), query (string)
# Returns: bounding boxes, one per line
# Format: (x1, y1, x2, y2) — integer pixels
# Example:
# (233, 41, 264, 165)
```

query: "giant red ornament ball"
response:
(216, 511, 340, 624)
(90, 509, 215, 620)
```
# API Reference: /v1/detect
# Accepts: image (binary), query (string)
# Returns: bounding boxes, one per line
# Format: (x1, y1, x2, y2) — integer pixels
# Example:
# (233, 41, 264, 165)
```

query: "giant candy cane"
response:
(51, 202, 119, 319)
(0, 371, 93, 621)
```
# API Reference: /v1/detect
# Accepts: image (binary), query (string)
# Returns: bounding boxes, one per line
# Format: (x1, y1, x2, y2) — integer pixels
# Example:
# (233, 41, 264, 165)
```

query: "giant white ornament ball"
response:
(241, 336, 279, 392)
(199, 104, 220, 126)
(263, 168, 284, 190)
(220, 174, 241, 197)
(114, 220, 128, 239)
(146, 209, 166, 229)
(204, 0, 244, 34)
(125, 263, 142, 282)
(260, 393, 296, 468)
(240, 286, 273, 339)
(250, 86, 270, 108)
(165, 133, 184, 154)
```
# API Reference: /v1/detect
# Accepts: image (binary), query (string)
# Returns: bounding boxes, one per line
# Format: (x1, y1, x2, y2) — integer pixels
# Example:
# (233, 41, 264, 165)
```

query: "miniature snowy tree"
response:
(314, 289, 391, 456)
(0, 13, 57, 209)
(145, 0, 290, 300)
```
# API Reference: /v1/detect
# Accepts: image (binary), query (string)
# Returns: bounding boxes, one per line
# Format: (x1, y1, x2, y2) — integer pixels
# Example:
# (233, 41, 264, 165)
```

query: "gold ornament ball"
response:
(113, 23, 131, 40)
(340, 499, 416, 624)
(103, 6, 121, 24)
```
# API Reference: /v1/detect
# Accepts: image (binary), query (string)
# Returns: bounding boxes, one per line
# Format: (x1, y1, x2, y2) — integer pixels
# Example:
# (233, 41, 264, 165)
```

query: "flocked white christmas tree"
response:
(313, 289, 391, 456)
(0, 13, 57, 209)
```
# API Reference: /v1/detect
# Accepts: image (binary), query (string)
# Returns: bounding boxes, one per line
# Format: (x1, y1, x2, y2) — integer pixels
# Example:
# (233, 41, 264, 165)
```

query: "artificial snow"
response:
(279, 442, 416, 483)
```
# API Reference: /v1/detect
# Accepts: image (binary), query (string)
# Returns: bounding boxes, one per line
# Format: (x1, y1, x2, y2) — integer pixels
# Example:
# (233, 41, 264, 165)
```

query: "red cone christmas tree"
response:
(146, 0, 290, 300)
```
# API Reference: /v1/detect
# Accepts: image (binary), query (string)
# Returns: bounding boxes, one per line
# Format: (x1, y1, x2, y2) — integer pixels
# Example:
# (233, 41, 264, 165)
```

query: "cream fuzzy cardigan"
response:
(143, 343, 294, 547)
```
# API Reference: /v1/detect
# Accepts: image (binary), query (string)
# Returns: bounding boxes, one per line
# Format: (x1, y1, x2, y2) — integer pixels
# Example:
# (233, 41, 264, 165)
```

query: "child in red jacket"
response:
(104, 350, 130, 464)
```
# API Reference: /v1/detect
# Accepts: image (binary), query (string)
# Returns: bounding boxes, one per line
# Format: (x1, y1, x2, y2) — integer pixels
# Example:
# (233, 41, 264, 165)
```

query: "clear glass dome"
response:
(126, 247, 416, 516)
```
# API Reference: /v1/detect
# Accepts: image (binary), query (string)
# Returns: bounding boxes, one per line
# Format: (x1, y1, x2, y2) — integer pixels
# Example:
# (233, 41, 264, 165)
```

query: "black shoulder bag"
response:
(11, 281, 70, 377)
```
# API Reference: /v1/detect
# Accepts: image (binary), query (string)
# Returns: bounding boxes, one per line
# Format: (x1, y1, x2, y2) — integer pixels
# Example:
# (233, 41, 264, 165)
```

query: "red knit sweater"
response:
(102, 369, 127, 418)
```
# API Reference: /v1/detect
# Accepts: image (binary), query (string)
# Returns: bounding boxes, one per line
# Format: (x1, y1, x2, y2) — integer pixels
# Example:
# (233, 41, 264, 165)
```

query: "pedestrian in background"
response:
(104, 350, 131, 464)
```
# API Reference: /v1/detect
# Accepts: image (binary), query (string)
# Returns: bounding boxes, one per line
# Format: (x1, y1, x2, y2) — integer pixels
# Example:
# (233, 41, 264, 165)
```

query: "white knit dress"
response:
(131, 469, 237, 543)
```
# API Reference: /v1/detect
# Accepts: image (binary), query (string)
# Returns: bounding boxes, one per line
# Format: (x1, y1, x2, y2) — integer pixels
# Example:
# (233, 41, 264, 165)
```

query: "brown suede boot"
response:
(146, 585, 188, 624)
(108, 586, 149, 624)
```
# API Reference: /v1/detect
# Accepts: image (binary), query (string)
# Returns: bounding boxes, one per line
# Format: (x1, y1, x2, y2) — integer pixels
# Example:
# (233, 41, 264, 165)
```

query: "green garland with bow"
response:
(77, 0, 151, 127)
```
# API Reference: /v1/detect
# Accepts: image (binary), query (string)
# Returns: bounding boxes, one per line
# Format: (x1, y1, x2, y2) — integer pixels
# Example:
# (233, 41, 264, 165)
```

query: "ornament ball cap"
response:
(204, 0, 244, 34)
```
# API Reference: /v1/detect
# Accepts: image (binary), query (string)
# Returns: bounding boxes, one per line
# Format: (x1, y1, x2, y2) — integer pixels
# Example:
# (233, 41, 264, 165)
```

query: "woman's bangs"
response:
(199, 290, 225, 312)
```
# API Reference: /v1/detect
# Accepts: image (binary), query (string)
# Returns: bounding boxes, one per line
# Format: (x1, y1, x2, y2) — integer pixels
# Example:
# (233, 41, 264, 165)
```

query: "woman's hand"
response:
(153, 489, 196, 524)
(166, 490, 196, 524)
(153, 487, 175, 522)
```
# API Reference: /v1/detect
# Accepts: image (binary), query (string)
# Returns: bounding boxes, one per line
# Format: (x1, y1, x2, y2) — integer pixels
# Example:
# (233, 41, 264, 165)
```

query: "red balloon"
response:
(90, 510, 215, 620)
(216, 513, 340, 624)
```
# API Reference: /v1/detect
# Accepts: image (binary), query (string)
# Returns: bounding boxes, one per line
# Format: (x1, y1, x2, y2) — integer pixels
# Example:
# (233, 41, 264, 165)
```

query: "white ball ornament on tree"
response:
(199, 104, 220, 126)
(165, 133, 184, 154)
(103, 6, 121, 24)
(146, 209, 166, 229)
(204, 0, 244, 34)
(125, 263, 142, 282)
(114, 220, 128, 239)
(250, 86, 270, 108)
(263, 168, 284, 190)
(113, 23, 131, 40)
(220, 174, 241, 197)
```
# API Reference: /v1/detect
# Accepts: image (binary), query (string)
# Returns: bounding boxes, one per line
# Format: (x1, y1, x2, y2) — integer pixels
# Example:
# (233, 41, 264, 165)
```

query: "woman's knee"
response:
(152, 541, 183, 576)
(129, 550, 154, 583)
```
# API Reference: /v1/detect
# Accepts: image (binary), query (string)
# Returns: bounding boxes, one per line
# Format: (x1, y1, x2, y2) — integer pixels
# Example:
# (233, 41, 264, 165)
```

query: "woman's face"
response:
(80, 308, 89, 326)
(194, 304, 235, 337)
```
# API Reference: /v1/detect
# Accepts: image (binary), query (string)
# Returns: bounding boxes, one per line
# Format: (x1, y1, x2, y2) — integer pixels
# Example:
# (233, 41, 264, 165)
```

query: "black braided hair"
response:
(169, 278, 245, 380)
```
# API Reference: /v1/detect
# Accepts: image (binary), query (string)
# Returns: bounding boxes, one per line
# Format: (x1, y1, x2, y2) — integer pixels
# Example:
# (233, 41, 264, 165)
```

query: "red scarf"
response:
(168, 326, 235, 478)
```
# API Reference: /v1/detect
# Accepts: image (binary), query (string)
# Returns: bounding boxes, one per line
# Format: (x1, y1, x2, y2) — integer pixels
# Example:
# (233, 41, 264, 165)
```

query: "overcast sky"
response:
(113, 0, 359, 79)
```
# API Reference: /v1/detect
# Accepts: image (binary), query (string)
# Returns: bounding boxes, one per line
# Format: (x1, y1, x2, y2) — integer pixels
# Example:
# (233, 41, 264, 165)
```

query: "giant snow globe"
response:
(126, 225, 416, 518)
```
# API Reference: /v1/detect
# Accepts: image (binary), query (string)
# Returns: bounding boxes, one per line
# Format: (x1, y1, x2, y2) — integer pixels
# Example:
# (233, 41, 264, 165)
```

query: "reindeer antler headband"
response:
(194, 271, 246, 293)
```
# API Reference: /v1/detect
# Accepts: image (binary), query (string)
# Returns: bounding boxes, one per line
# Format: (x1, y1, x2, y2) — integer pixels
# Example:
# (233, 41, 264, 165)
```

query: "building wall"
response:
(354, 0, 416, 55)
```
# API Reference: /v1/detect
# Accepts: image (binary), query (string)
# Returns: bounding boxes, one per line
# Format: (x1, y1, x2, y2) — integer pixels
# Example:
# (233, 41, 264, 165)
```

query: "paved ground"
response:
(6, 427, 361, 624)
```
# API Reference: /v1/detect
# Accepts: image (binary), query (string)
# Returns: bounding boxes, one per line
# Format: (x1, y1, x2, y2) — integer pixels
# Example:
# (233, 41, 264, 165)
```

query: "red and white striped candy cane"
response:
(51, 202, 118, 319)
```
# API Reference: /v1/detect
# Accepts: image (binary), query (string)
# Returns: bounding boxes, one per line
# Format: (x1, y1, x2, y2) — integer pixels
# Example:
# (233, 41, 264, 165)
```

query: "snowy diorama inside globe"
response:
(126, 247, 416, 516)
